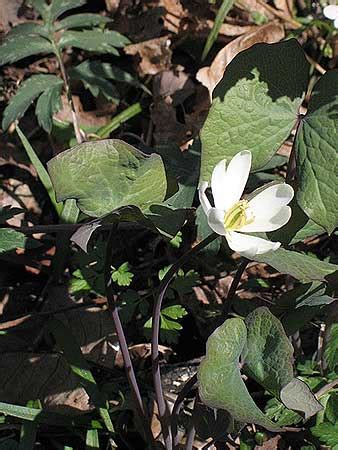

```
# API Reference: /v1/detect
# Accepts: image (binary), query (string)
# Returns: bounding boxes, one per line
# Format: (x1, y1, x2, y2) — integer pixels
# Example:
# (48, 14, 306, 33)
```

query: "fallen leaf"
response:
(197, 21, 285, 96)
(0, 353, 91, 414)
(125, 36, 172, 76)
(0, 0, 22, 33)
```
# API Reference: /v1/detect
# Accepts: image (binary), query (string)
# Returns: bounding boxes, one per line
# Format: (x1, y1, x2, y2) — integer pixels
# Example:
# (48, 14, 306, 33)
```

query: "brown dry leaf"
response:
(115, 343, 172, 368)
(236, 0, 275, 21)
(207, 20, 259, 37)
(54, 95, 110, 129)
(274, 0, 293, 19)
(0, 0, 22, 33)
(158, 0, 187, 34)
(105, 0, 120, 13)
(125, 36, 172, 76)
(42, 285, 118, 369)
(197, 21, 285, 96)
(0, 353, 91, 414)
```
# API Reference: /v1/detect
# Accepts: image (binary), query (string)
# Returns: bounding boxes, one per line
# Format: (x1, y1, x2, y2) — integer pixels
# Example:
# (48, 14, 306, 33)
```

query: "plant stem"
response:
(151, 233, 219, 450)
(104, 227, 156, 448)
(172, 374, 198, 449)
(52, 41, 83, 144)
(221, 258, 249, 319)
(96, 102, 142, 139)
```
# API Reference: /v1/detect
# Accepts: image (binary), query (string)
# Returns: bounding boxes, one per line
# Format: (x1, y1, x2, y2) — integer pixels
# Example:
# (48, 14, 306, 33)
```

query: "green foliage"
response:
(311, 422, 338, 447)
(59, 30, 129, 54)
(0, 0, 130, 132)
(144, 304, 188, 344)
(48, 139, 167, 217)
(199, 39, 309, 183)
(296, 70, 338, 234)
(111, 262, 134, 287)
(2, 75, 63, 131)
(85, 429, 100, 450)
(324, 323, 338, 371)
(0, 229, 27, 254)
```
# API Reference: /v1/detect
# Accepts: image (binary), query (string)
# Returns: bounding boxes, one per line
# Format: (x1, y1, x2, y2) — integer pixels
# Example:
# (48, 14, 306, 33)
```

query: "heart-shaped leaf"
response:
(243, 307, 294, 398)
(198, 317, 280, 431)
(280, 378, 322, 419)
(295, 70, 338, 234)
(47, 139, 167, 218)
(199, 39, 309, 183)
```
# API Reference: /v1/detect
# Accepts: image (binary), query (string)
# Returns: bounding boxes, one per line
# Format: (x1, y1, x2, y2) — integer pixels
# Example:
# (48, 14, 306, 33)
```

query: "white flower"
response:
(198, 151, 294, 259)
(323, 4, 338, 28)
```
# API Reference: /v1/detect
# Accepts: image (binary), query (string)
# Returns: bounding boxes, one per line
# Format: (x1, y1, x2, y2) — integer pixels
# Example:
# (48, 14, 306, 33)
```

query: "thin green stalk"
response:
(96, 103, 142, 138)
(16, 126, 63, 216)
(201, 0, 235, 61)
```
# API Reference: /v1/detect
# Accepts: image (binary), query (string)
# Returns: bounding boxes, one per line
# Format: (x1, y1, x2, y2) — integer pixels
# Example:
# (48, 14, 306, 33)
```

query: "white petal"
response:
(323, 5, 338, 20)
(240, 206, 292, 232)
(207, 208, 226, 236)
(198, 181, 211, 214)
(226, 231, 280, 258)
(247, 183, 293, 215)
(212, 151, 252, 211)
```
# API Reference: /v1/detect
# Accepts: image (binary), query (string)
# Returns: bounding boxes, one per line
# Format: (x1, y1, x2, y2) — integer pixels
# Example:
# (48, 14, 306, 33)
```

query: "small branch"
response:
(315, 379, 338, 399)
(52, 41, 83, 144)
(151, 233, 219, 450)
(222, 258, 249, 319)
(172, 374, 198, 449)
(104, 226, 156, 448)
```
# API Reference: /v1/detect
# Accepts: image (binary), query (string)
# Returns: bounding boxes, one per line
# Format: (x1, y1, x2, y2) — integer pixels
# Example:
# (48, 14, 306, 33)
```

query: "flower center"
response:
(223, 200, 254, 231)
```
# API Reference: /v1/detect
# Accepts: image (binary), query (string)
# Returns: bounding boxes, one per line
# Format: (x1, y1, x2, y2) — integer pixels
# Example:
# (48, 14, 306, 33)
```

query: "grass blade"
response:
(96, 102, 142, 138)
(201, 0, 235, 61)
(86, 429, 99, 449)
(16, 126, 63, 216)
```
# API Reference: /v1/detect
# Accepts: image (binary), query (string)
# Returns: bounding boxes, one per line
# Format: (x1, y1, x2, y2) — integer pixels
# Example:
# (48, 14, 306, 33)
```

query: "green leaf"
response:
(269, 199, 326, 245)
(0, 229, 26, 254)
(47, 319, 114, 432)
(0, 35, 53, 66)
(162, 305, 187, 320)
(47, 139, 167, 218)
(295, 70, 338, 234)
(6, 22, 48, 38)
(280, 378, 322, 419)
(2, 75, 62, 131)
(254, 248, 338, 284)
(273, 282, 334, 335)
(49, 0, 86, 22)
(56, 13, 112, 30)
(326, 392, 338, 424)
(0, 402, 75, 426)
(16, 126, 63, 216)
(324, 323, 338, 371)
(69, 62, 119, 101)
(243, 307, 294, 398)
(59, 30, 130, 54)
(111, 262, 134, 287)
(28, 0, 49, 21)
(199, 39, 309, 183)
(311, 422, 338, 447)
(35, 83, 63, 133)
(198, 317, 280, 431)
(201, 0, 235, 60)
(86, 429, 99, 450)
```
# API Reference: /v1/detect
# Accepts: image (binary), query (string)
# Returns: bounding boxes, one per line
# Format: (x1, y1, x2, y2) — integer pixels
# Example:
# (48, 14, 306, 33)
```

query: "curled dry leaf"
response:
(125, 36, 172, 76)
(197, 21, 285, 96)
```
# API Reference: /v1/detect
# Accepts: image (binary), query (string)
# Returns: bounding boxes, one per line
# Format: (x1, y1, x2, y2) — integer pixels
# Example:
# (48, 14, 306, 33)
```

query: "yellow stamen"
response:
(223, 200, 254, 231)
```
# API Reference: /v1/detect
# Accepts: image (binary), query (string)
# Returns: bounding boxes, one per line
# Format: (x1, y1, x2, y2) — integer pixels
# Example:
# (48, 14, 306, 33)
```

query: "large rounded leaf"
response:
(200, 39, 309, 183)
(47, 139, 167, 217)
(295, 70, 338, 234)
(198, 318, 280, 431)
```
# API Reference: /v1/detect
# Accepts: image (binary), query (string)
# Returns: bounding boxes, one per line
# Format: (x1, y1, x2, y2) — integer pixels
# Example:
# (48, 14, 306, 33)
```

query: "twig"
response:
(315, 379, 338, 399)
(255, 0, 301, 28)
(151, 233, 219, 450)
(104, 226, 156, 448)
(172, 374, 198, 449)
(221, 258, 249, 319)
(52, 42, 83, 144)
